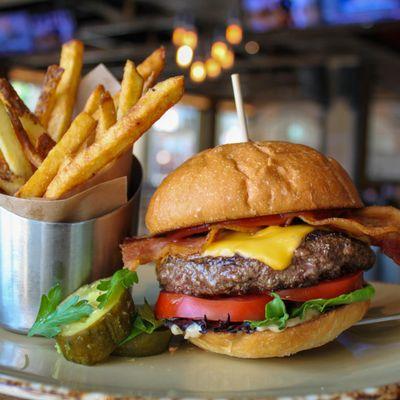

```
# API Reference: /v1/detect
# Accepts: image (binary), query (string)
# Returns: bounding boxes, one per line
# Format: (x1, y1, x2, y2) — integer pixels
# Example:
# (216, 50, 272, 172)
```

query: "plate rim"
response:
(1, 369, 400, 400)
(1, 281, 400, 399)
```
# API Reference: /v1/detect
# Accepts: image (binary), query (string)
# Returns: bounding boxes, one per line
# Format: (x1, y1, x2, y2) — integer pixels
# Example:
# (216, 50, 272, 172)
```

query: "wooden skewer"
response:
(231, 73, 250, 142)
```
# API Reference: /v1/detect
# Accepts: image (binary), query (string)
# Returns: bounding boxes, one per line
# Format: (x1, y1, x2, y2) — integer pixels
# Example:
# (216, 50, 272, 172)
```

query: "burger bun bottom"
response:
(189, 301, 369, 358)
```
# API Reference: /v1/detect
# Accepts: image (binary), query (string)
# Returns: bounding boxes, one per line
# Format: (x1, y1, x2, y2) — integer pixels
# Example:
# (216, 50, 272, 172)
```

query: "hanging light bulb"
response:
(190, 60, 206, 83)
(245, 40, 260, 54)
(211, 40, 228, 63)
(226, 22, 242, 45)
(182, 28, 198, 49)
(176, 45, 193, 68)
(172, 26, 186, 47)
(220, 48, 235, 69)
(205, 57, 221, 78)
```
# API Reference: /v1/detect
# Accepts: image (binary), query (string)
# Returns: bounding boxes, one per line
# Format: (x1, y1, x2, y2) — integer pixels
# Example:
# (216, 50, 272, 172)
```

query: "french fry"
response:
(142, 71, 156, 94)
(0, 175, 25, 195)
(45, 76, 184, 199)
(113, 47, 165, 112)
(117, 60, 143, 120)
(47, 40, 84, 142)
(0, 149, 25, 194)
(0, 150, 25, 194)
(17, 112, 96, 198)
(95, 91, 116, 141)
(0, 101, 32, 180)
(137, 47, 166, 81)
(5, 103, 43, 168)
(0, 78, 55, 159)
(35, 65, 64, 129)
(84, 84, 105, 115)
(75, 85, 107, 149)
(36, 133, 55, 159)
(0, 150, 11, 180)
(113, 92, 120, 112)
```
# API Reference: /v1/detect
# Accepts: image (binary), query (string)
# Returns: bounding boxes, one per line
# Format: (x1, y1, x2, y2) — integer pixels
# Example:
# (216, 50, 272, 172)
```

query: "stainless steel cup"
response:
(0, 157, 142, 334)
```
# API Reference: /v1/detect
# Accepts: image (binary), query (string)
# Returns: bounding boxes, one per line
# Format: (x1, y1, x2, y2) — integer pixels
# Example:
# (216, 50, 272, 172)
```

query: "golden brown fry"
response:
(84, 84, 105, 115)
(0, 85, 42, 168)
(45, 76, 184, 199)
(0, 175, 25, 195)
(0, 150, 11, 180)
(35, 64, 64, 129)
(47, 40, 84, 142)
(0, 101, 32, 179)
(96, 91, 116, 141)
(142, 71, 157, 94)
(113, 47, 165, 110)
(137, 47, 166, 81)
(76, 85, 106, 149)
(0, 78, 55, 159)
(113, 91, 120, 112)
(5, 103, 43, 168)
(36, 133, 55, 159)
(117, 60, 143, 120)
(0, 149, 25, 194)
(17, 112, 96, 198)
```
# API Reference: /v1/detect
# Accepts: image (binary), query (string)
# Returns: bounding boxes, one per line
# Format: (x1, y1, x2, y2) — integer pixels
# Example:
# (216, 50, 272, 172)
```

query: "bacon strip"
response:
(299, 206, 400, 265)
(122, 228, 220, 270)
(121, 206, 400, 270)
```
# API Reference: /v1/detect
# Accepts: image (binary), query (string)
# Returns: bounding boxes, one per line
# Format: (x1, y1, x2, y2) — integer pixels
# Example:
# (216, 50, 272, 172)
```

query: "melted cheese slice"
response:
(203, 225, 314, 270)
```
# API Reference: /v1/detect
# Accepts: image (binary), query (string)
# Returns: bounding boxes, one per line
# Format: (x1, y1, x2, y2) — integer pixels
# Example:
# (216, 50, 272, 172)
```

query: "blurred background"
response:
(0, 0, 399, 284)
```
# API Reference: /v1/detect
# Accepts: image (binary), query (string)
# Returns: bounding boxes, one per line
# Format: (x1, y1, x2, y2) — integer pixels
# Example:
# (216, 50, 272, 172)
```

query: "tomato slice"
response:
(156, 272, 364, 322)
(155, 292, 273, 322)
(276, 271, 364, 302)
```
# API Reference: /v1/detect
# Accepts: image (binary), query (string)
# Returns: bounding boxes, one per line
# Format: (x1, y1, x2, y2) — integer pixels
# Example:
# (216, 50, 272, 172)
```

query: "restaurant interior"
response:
(1, 0, 399, 285)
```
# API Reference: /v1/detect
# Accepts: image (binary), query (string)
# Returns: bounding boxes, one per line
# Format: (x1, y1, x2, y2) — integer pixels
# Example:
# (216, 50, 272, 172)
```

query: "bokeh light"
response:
(190, 60, 206, 82)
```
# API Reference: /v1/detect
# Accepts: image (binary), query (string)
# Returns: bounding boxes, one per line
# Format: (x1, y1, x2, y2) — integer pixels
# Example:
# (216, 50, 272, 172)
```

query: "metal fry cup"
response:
(0, 158, 142, 334)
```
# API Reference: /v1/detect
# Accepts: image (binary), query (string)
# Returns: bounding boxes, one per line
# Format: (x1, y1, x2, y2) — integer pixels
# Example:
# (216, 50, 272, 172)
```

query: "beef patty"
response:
(157, 230, 375, 297)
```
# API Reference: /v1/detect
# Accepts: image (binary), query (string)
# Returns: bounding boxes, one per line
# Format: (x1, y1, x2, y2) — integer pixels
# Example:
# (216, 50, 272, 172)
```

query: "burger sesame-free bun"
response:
(189, 301, 369, 359)
(146, 141, 362, 234)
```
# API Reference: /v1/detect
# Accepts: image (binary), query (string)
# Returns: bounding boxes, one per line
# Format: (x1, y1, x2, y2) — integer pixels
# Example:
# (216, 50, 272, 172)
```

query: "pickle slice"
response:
(55, 280, 135, 365)
(113, 329, 171, 357)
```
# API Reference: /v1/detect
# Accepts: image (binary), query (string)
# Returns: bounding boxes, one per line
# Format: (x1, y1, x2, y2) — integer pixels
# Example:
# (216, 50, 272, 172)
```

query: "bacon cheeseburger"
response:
(122, 141, 400, 358)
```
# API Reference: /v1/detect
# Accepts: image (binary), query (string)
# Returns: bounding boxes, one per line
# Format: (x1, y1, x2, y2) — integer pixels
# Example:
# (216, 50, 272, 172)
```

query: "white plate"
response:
(1, 281, 400, 400)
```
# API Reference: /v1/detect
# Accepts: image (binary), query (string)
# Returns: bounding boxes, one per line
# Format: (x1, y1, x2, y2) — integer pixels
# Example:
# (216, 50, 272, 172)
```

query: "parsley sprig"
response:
(28, 283, 94, 338)
(96, 269, 138, 309)
(120, 300, 164, 345)
(28, 269, 139, 338)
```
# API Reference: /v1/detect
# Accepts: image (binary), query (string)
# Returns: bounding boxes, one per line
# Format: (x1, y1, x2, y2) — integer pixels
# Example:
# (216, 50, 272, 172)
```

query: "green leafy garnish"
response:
(248, 293, 289, 330)
(292, 284, 375, 319)
(119, 299, 164, 345)
(248, 284, 375, 331)
(96, 269, 138, 309)
(28, 283, 94, 338)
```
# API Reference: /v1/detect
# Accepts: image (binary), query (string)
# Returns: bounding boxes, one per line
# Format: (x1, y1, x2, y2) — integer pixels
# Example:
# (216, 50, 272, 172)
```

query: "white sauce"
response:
(170, 324, 184, 336)
(183, 323, 203, 339)
(170, 323, 203, 339)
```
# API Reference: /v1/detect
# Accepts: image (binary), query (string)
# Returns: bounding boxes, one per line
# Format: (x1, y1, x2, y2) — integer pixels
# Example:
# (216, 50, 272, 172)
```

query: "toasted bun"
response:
(146, 141, 362, 234)
(189, 301, 369, 358)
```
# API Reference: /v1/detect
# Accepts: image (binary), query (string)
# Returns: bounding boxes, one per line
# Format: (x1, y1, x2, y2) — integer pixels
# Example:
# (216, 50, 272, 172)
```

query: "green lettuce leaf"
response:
(291, 284, 375, 319)
(248, 293, 289, 330)
(248, 284, 375, 331)
(119, 299, 164, 345)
